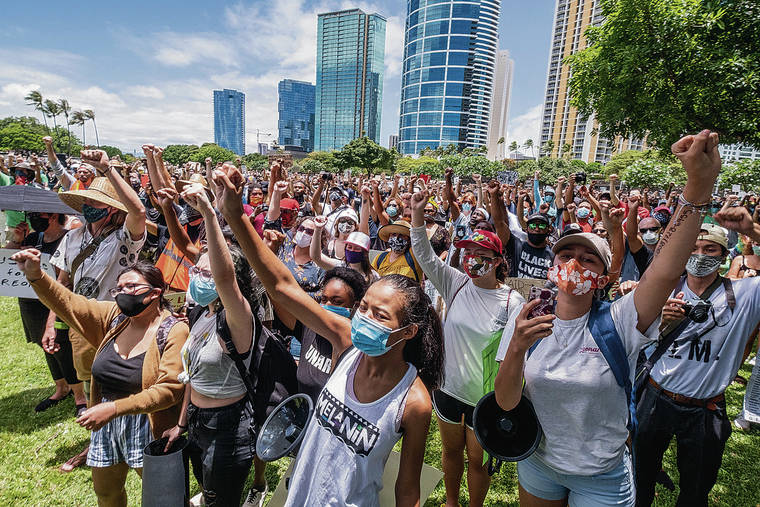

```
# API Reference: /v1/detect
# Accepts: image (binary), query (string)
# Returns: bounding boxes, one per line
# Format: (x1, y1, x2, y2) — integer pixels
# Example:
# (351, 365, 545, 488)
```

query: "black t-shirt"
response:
(22, 230, 66, 256)
(627, 238, 653, 276)
(506, 235, 554, 279)
(294, 321, 334, 403)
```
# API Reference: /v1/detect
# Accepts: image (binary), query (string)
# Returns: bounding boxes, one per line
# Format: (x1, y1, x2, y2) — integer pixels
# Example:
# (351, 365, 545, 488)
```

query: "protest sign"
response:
(503, 277, 545, 301)
(497, 171, 518, 186)
(743, 351, 760, 424)
(0, 248, 55, 298)
(165, 291, 187, 311)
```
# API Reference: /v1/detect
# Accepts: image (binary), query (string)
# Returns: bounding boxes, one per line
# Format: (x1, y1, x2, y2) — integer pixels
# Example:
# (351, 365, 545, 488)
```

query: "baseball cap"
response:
(454, 229, 503, 255)
(552, 232, 612, 271)
(697, 223, 728, 249)
(346, 231, 370, 252)
(279, 198, 299, 211)
(526, 213, 550, 225)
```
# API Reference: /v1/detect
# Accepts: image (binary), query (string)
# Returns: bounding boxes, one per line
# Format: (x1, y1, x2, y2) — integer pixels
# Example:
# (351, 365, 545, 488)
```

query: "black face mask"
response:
(29, 215, 51, 233)
(115, 292, 154, 317)
(527, 232, 548, 246)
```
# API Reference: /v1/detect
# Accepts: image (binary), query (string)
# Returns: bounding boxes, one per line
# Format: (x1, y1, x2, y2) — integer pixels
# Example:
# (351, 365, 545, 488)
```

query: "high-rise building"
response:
(257, 142, 270, 155)
(720, 144, 760, 162)
(213, 89, 245, 155)
(540, 1, 642, 163)
(389, 134, 399, 150)
(487, 50, 514, 160)
(398, 0, 501, 155)
(278, 79, 316, 152)
(315, 9, 386, 151)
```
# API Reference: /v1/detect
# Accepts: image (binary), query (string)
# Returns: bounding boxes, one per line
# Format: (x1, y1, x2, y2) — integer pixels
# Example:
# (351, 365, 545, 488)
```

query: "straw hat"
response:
(59, 177, 128, 213)
(176, 173, 214, 202)
(378, 220, 412, 242)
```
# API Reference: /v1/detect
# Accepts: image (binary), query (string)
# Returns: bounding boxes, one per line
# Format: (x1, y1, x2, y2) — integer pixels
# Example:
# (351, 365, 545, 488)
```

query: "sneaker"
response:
(242, 483, 268, 507)
(189, 492, 205, 507)
(735, 416, 751, 431)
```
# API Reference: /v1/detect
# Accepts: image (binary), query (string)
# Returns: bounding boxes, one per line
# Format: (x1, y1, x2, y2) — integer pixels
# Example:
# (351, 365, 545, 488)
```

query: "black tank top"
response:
(295, 322, 335, 403)
(91, 338, 145, 400)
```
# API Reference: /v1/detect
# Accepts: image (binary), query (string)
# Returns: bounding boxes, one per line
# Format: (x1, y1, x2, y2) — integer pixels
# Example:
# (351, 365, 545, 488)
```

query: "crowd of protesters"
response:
(3, 128, 760, 506)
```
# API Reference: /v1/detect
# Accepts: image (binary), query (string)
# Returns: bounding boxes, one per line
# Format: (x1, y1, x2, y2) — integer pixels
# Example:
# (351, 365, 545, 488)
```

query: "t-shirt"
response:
(51, 223, 146, 300)
(295, 322, 335, 403)
(506, 235, 554, 279)
(411, 225, 524, 405)
(650, 276, 760, 398)
(496, 292, 659, 475)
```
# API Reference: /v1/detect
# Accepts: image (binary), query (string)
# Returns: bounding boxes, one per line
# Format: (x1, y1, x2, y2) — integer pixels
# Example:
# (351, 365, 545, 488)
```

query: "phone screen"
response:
(527, 287, 556, 319)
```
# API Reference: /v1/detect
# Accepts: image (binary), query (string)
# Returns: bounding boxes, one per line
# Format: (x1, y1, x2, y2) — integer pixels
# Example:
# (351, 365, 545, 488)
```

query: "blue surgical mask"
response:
(461, 203, 472, 212)
(386, 205, 398, 217)
(321, 304, 352, 319)
(350, 311, 408, 357)
(189, 276, 218, 307)
(544, 194, 555, 204)
(576, 207, 590, 219)
(82, 204, 110, 223)
(753, 246, 760, 257)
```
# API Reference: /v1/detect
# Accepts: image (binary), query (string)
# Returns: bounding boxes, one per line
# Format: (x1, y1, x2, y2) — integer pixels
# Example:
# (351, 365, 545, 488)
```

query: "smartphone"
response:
(527, 287, 556, 319)
(575, 172, 587, 184)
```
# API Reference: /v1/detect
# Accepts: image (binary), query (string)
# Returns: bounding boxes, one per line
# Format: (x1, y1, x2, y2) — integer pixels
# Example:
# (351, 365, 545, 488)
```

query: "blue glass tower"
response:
(278, 80, 316, 152)
(398, 0, 501, 155)
(213, 89, 245, 155)
(315, 9, 386, 151)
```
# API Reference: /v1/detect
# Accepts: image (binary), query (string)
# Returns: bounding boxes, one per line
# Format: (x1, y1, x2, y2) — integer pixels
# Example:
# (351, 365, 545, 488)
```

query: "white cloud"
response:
(506, 103, 542, 150)
(125, 86, 165, 100)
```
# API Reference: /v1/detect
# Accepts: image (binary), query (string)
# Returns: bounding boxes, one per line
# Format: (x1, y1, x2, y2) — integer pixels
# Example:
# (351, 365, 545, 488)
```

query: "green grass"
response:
(0, 295, 758, 506)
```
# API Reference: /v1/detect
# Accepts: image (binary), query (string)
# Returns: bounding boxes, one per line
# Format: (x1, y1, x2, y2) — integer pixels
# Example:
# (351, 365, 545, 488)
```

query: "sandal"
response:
(59, 446, 89, 473)
(35, 391, 71, 412)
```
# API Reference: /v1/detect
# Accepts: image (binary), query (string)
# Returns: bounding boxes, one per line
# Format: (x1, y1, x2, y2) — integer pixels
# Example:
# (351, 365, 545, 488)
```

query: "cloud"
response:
(125, 86, 165, 100)
(506, 103, 542, 149)
(152, 33, 238, 68)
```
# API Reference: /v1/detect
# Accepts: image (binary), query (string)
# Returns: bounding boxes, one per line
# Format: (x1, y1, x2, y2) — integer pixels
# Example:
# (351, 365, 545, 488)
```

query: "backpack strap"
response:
(722, 277, 735, 310)
(376, 251, 389, 269)
(444, 278, 470, 323)
(404, 250, 420, 282)
(70, 225, 118, 279)
(155, 315, 179, 356)
(216, 309, 259, 409)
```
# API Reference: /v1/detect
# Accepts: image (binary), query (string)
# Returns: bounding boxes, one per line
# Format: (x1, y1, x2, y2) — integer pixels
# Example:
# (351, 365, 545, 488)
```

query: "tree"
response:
(540, 140, 555, 158)
(603, 149, 647, 178)
(24, 91, 49, 132)
(163, 144, 200, 165)
(305, 151, 338, 172)
(43, 99, 60, 131)
(508, 141, 519, 154)
(0, 123, 45, 152)
(189, 143, 237, 164)
(523, 139, 535, 159)
(335, 136, 392, 176)
(100, 145, 124, 159)
(241, 153, 268, 171)
(561, 143, 572, 159)
(567, 0, 760, 151)
(71, 110, 86, 146)
(301, 158, 326, 175)
(83, 110, 99, 146)
(621, 159, 685, 189)
(57, 99, 72, 154)
(717, 160, 760, 192)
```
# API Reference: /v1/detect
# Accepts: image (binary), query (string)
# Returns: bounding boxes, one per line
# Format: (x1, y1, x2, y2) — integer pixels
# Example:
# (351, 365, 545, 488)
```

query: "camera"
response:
(574, 172, 587, 184)
(321, 171, 333, 181)
(682, 299, 712, 323)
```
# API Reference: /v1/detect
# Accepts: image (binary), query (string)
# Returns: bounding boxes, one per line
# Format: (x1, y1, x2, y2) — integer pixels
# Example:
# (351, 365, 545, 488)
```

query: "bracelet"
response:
(27, 275, 43, 283)
(97, 166, 112, 177)
(177, 423, 188, 431)
(678, 194, 710, 209)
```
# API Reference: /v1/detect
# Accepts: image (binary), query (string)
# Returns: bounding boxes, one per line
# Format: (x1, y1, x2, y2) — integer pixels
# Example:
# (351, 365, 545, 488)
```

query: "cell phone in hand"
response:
(527, 287, 556, 319)
(575, 172, 587, 184)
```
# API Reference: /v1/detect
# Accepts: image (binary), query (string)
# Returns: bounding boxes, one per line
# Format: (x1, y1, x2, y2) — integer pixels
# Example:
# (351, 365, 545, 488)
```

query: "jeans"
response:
(634, 382, 732, 507)
(186, 398, 255, 506)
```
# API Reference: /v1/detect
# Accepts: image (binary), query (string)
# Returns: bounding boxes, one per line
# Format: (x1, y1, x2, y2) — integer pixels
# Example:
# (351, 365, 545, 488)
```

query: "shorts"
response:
(517, 451, 634, 507)
(432, 389, 475, 429)
(87, 407, 152, 468)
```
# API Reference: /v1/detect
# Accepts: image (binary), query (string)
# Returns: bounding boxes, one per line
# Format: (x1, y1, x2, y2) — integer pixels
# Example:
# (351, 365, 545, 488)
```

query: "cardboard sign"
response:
(0, 248, 56, 298)
(732, 184, 741, 193)
(503, 277, 545, 301)
(497, 170, 518, 186)
(165, 291, 187, 311)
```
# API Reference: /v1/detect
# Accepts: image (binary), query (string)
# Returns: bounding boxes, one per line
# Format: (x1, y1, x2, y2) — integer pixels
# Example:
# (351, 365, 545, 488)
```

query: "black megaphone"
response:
(473, 391, 543, 476)
(256, 393, 314, 462)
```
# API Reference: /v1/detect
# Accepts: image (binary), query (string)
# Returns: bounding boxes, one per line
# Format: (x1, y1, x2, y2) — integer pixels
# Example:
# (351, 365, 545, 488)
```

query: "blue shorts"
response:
(87, 411, 152, 468)
(517, 451, 634, 507)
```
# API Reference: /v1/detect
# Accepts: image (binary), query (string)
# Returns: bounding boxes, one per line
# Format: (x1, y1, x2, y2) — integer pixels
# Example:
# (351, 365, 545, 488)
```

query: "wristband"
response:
(178, 423, 188, 431)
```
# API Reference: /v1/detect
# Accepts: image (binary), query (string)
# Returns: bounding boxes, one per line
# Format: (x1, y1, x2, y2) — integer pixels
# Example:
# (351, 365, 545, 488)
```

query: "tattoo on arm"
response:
(653, 204, 698, 257)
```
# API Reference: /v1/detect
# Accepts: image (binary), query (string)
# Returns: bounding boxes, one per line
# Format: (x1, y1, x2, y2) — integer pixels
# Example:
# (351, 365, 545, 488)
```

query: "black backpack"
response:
(187, 305, 297, 431)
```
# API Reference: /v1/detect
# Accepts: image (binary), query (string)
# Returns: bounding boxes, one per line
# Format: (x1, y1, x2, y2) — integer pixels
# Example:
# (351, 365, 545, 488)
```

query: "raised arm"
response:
(626, 194, 644, 253)
(634, 131, 722, 333)
(600, 200, 625, 285)
(609, 174, 620, 207)
(371, 179, 390, 225)
(310, 217, 341, 271)
(359, 185, 371, 235)
(487, 180, 511, 246)
(155, 188, 201, 261)
(267, 180, 288, 222)
(516, 190, 528, 231)
(473, 174, 483, 208)
(142, 145, 172, 191)
(43, 136, 74, 190)
(311, 178, 325, 215)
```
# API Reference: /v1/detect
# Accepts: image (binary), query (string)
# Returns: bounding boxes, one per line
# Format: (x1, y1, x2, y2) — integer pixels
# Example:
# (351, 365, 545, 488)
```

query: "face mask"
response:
(281, 212, 296, 229)
(293, 230, 312, 248)
(115, 291, 154, 317)
(548, 258, 602, 296)
(463, 254, 496, 279)
(338, 222, 355, 235)
(527, 232, 548, 245)
(653, 211, 670, 227)
(753, 246, 760, 257)
(386, 205, 398, 217)
(250, 196, 263, 206)
(29, 216, 50, 233)
(544, 194, 555, 204)
(461, 203, 472, 212)
(576, 207, 590, 219)
(642, 230, 660, 245)
(82, 204, 110, 223)
(345, 249, 364, 264)
(189, 276, 218, 307)
(685, 254, 722, 277)
(322, 304, 352, 319)
(388, 236, 409, 252)
(350, 311, 408, 357)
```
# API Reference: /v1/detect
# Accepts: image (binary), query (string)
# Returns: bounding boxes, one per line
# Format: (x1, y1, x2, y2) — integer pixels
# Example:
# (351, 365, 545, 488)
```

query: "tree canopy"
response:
(334, 136, 393, 176)
(162, 144, 199, 165)
(189, 144, 237, 164)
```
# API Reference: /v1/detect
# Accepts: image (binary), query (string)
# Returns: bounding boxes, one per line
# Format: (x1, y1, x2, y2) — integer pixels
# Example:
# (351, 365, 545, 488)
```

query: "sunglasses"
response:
(527, 222, 548, 231)
(640, 227, 660, 234)
(297, 226, 314, 234)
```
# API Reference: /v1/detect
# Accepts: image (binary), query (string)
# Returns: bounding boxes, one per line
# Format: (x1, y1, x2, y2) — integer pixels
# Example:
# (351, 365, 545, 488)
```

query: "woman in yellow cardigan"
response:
(12, 249, 188, 507)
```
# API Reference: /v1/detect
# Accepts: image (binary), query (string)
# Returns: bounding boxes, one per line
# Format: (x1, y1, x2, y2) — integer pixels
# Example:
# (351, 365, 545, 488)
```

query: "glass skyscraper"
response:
(315, 9, 386, 151)
(278, 79, 316, 152)
(398, 0, 501, 155)
(213, 89, 245, 155)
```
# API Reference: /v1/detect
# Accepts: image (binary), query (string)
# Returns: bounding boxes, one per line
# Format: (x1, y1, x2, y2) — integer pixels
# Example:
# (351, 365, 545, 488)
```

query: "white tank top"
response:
(284, 347, 417, 507)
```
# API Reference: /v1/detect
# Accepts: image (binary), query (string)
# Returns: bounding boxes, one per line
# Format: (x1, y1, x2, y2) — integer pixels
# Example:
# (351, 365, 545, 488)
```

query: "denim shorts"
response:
(517, 451, 635, 506)
(87, 409, 152, 468)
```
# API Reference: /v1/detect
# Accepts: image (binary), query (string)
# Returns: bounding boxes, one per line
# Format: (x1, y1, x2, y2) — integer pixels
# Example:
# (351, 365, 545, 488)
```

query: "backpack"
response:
(528, 300, 636, 436)
(108, 313, 179, 357)
(375, 250, 421, 282)
(187, 305, 298, 430)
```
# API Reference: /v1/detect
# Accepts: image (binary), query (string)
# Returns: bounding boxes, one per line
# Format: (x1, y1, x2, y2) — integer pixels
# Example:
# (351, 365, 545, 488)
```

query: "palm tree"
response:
(508, 141, 519, 154)
(58, 99, 72, 154)
(524, 139, 535, 159)
(561, 143, 572, 159)
(43, 99, 60, 130)
(24, 91, 49, 131)
(84, 109, 99, 147)
(541, 140, 555, 158)
(71, 110, 86, 146)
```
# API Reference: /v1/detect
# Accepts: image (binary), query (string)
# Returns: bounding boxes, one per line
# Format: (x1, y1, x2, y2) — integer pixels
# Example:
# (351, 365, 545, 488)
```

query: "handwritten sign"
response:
(743, 351, 760, 424)
(497, 170, 518, 186)
(165, 291, 187, 311)
(0, 248, 56, 298)
(503, 277, 545, 301)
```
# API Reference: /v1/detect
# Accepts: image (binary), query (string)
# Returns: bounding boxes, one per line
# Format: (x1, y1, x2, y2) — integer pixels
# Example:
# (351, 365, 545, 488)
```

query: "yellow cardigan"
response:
(31, 273, 189, 437)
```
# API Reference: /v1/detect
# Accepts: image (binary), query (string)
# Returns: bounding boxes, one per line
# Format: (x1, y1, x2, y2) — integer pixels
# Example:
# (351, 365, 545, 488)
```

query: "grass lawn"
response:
(0, 295, 758, 506)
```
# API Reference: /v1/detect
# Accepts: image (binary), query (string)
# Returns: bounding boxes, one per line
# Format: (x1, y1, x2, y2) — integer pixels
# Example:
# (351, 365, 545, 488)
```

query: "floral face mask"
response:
(463, 254, 496, 279)
(547, 258, 602, 296)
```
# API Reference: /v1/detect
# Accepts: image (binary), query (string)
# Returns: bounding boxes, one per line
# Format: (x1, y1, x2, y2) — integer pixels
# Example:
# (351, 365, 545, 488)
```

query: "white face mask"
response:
(338, 222, 355, 235)
(641, 230, 660, 245)
(294, 230, 312, 248)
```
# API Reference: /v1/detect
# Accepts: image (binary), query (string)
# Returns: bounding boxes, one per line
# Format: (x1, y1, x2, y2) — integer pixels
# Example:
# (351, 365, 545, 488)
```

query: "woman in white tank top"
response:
(213, 165, 446, 506)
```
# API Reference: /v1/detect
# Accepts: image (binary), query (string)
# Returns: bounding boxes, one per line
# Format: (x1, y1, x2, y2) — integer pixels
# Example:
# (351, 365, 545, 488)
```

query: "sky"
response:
(0, 0, 555, 155)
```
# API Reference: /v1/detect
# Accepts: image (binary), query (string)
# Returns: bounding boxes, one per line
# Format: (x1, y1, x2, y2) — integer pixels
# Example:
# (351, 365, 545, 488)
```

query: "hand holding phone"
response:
(527, 287, 556, 319)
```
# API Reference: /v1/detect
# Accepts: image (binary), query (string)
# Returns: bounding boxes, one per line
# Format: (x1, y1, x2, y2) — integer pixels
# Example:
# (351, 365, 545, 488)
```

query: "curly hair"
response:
(322, 267, 368, 305)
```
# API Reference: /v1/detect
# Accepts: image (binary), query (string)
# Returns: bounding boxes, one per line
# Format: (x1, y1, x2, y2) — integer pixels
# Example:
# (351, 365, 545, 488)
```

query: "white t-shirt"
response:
(496, 292, 659, 475)
(411, 226, 524, 406)
(51, 223, 145, 301)
(650, 276, 760, 398)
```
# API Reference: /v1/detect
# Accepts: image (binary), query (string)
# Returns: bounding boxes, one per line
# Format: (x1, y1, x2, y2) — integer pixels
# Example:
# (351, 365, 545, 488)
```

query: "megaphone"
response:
(472, 392, 543, 476)
(256, 393, 314, 462)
